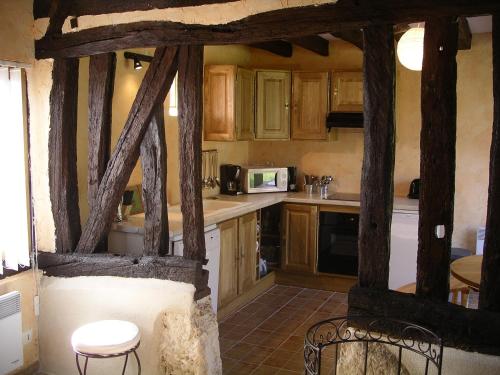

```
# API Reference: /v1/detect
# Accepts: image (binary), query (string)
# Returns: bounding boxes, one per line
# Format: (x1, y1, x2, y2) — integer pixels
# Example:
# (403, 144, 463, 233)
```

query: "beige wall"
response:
(0, 1, 40, 372)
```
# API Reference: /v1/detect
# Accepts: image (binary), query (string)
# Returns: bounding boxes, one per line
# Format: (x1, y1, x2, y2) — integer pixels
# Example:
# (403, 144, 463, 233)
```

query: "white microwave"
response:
(241, 167, 288, 194)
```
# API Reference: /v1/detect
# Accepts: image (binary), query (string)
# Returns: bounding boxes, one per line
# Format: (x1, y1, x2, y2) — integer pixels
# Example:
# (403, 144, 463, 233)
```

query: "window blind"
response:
(0, 67, 30, 274)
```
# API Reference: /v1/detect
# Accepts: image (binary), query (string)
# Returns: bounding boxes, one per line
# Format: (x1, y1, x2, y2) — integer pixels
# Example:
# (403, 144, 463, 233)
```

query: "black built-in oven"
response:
(317, 211, 359, 276)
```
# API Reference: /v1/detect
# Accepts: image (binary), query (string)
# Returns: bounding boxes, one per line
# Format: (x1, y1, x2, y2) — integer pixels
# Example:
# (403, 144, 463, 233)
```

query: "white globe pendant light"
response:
(397, 26, 425, 71)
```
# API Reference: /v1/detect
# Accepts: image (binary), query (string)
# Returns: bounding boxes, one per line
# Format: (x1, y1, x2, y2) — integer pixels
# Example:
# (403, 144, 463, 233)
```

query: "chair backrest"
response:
(304, 315, 443, 375)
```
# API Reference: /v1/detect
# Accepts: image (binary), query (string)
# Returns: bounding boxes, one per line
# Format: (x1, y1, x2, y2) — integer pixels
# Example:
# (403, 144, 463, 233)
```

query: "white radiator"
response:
(0, 291, 23, 375)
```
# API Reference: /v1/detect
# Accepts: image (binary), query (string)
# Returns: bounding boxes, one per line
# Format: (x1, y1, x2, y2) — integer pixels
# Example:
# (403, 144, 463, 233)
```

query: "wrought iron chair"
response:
(304, 316, 443, 375)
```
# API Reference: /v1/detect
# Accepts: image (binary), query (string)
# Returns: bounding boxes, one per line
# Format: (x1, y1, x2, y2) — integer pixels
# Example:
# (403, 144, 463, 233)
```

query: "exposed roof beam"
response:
(36, 1, 500, 59)
(330, 30, 364, 50)
(248, 41, 293, 58)
(289, 36, 329, 56)
(34, 0, 239, 19)
(458, 17, 472, 50)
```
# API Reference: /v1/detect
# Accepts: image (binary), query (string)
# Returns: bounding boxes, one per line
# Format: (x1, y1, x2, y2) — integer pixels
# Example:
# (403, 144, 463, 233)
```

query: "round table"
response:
(450, 255, 482, 290)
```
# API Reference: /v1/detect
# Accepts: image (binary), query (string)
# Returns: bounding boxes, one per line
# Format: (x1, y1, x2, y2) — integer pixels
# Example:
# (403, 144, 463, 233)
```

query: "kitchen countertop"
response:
(111, 192, 419, 239)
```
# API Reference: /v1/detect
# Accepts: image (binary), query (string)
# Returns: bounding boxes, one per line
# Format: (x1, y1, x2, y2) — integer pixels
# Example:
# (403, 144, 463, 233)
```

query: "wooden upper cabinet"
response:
(256, 70, 291, 140)
(235, 68, 255, 140)
(291, 72, 329, 140)
(331, 71, 363, 112)
(282, 204, 318, 274)
(218, 218, 239, 308)
(238, 212, 257, 294)
(203, 65, 255, 141)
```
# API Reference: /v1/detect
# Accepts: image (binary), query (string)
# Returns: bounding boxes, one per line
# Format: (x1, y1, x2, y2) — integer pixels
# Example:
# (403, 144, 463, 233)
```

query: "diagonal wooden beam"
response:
(178, 45, 206, 263)
(140, 104, 169, 256)
(76, 47, 178, 253)
(248, 41, 293, 57)
(289, 35, 329, 56)
(417, 17, 458, 301)
(480, 14, 500, 312)
(34, 0, 239, 19)
(358, 24, 395, 289)
(49, 58, 81, 253)
(35, 1, 500, 59)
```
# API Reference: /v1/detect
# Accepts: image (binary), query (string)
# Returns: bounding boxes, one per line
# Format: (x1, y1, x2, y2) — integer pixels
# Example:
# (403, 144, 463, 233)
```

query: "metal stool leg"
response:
(76, 354, 83, 375)
(121, 353, 129, 375)
(83, 356, 89, 375)
(133, 350, 141, 375)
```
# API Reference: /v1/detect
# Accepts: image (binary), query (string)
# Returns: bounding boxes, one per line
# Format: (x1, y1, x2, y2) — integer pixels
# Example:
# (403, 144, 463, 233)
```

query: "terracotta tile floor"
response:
(219, 285, 348, 375)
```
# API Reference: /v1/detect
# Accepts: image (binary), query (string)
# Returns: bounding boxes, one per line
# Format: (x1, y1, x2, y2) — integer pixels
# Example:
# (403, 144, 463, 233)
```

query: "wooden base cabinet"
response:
(218, 212, 257, 308)
(282, 204, 318, 274)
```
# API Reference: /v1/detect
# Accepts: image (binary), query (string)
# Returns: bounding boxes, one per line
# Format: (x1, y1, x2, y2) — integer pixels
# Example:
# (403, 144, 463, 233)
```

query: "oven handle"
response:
(275, 172, 278, 187)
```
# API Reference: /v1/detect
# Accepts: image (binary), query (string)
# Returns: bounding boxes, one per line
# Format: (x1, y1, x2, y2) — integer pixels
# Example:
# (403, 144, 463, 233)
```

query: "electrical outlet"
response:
(22, 329, 32, 345)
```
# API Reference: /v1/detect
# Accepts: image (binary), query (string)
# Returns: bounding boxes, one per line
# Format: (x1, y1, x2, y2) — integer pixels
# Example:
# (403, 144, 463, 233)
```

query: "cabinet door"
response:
(235, 68, 255, 140)
(218, 219, 239, 307)
(256, 70, 291, 140)
(204, 65, 236, 141)
(238, 212, 257, 294)
(291, 72, 329, 140)
(282, 204, 318, 274)
(331, 71, 363, 112)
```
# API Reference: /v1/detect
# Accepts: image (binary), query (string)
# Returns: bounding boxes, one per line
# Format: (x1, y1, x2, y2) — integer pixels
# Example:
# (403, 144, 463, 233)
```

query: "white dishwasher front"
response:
(389, 210, 419, 290)
(172, 226, 220, 313)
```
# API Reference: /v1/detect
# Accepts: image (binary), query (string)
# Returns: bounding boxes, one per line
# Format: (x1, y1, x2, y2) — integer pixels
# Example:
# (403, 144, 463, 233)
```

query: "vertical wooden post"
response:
(480, 14, 500, 312)
(88, 52, 116, 252)
(140, 105, 170, 256)
(178, 45, 206, 262)
(417, 18, 458, 301)
(49, 58, 81, 253)
(358, 25, 396, 289)
(76, 47, 178, 253)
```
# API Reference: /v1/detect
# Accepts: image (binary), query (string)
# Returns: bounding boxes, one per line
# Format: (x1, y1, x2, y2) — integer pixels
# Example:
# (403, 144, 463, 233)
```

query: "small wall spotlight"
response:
(124, 52, 153, 71)
(133, 59, 143, 70)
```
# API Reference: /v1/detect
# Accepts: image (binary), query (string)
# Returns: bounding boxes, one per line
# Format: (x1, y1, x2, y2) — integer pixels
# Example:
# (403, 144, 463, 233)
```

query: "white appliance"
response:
(389, 209, 419, 290)
(172, 226, 221, 313)
(476, 226, 485, 255)
(241, 166, 288, 194)
(0, 291, 23, 375)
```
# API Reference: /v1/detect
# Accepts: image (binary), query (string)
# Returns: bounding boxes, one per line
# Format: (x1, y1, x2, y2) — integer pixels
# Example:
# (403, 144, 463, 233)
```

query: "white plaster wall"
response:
(38, 276, 220, 375)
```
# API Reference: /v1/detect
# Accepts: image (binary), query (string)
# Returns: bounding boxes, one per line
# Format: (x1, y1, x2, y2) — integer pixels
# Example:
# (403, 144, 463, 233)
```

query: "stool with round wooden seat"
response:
(397, 276, 470, 306)
(71, 320, 141, 375)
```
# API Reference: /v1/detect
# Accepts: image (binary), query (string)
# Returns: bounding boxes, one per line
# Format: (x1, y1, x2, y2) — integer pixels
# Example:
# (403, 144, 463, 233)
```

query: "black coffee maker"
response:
(220, 164, 242, 195)
(287, 166, 298, 192)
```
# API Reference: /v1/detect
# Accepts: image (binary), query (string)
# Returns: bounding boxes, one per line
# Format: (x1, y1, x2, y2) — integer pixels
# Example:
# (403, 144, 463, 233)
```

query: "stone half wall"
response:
(38, 276, 221, 375)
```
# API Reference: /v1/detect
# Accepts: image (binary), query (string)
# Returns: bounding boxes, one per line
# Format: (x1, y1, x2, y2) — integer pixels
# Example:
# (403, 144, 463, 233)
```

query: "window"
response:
(168, 74, 178, 117)
(0, 66, 30, 274)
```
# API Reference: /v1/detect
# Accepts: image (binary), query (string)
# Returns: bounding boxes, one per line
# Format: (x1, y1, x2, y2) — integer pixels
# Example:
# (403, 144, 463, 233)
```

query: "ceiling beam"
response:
(34, 0, 239, 19)
(330, 30, 364, 50)
(458, 17, 472, 50)
(248, 41, 293, 57)
(35, 1, 500, 59)
(289, 36, 329, 56)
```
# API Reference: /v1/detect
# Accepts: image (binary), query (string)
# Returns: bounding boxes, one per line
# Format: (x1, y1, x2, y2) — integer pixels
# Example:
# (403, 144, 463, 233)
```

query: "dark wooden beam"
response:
(330, 30, 364, 50)
(45, 0, 73, 36)
(37, 252, 210, 299)
(358, 25, 395, 289)
(88, 52, 116, 252)
(76, 47, 178, 253)
(35, 1, 500, 59)
(49, 58, 81, 253)
(178, 45, 206, 263)
(140, 105, 169, 256)
(348, 286, 500, 355)
(290, 35, 329, 56)
(88, 53, 115, 210)
(248, 41, 293, 58)
(458, 17, 472, 50)
(417, 18, 458, 301)
(34, 0, 239, 19)
(480, 14, 500, 312)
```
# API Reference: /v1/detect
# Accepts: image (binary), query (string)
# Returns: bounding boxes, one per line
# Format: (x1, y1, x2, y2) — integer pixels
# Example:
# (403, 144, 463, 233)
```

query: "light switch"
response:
(435, 225, 446, 239)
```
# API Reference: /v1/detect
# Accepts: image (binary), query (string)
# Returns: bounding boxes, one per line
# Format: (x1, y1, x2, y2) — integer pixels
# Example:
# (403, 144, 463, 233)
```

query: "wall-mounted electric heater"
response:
(0, 291, 23, 375)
